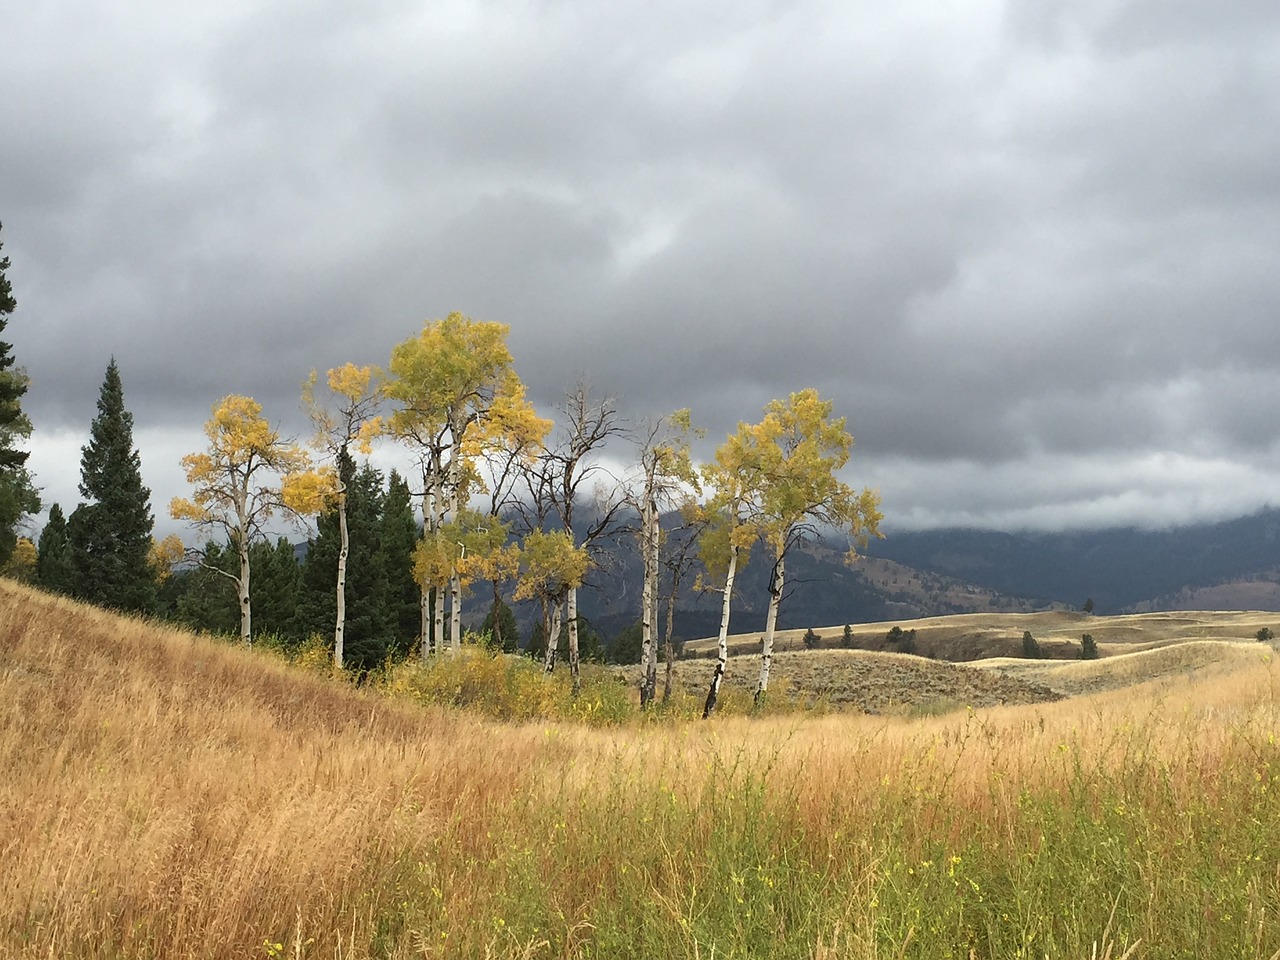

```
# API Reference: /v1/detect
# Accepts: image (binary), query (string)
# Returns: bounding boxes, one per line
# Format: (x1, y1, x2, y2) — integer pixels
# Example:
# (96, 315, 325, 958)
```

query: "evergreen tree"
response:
(173, 541, 239, 634)
(67, 359, 156, 612)
(250, 537, 302, 642)
(1080, 633, 1099, 660)
(481, 597, 521, 653)
(379, 469, 420, 658)
(611, 620, 643, 664)
(526, 617, 547, 661)
(842, 623, 854, 649)
(36, 503, 75, 595)
(1022, 630, 1043, 659)
(0, 222, 39, 564)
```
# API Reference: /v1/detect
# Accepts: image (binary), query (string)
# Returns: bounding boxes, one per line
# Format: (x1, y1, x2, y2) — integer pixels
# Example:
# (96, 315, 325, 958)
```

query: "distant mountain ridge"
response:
(570, 506, 1280, 641)
(868, 507, 1280, 614)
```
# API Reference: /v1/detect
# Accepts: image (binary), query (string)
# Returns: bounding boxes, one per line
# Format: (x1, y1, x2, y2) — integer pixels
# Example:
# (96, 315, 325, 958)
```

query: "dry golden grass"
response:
(5, 579, 1280, 958)
(682, 607, 1280, 661)
(621, 648, 1063, 713)
(0, 580, 548, 957)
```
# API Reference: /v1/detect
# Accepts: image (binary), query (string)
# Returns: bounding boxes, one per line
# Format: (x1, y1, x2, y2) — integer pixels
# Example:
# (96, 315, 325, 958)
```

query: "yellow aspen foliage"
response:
(147, 534, 185, 583)
(411, 533, 457, 591)
(169, 395, 310, 529)
(2, 537, 36, 582)
(513, 529, 589, 602)
(280, 466, 340, 516)
(302, 363, 384, 460)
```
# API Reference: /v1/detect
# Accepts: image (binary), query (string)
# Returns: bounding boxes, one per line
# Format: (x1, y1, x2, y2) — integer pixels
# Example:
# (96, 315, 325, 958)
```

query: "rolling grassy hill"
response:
(6, 579, 1280, 958)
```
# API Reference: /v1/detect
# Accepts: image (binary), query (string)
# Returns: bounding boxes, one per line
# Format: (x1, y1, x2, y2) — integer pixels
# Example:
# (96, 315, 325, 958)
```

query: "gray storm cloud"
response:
(3, 0, 1279, 535)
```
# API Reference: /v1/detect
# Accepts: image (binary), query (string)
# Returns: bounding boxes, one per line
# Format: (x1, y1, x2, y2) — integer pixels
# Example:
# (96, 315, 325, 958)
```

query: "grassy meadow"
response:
(5, 579, 1280, 959)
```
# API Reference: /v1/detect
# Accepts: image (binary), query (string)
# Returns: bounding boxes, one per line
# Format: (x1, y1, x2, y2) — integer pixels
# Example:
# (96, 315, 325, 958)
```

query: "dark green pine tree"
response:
(0, 222, 39, 565)
(67, 359, 156, 612)
(172, 541, 239, 634)
(525, 618, 548, 662)
(35, 503, 75, 595)
(481, 597, 521, 654)
(250, 537, 302, 643)
(610, 620, 643, 664)
(379, 469, 421, 659)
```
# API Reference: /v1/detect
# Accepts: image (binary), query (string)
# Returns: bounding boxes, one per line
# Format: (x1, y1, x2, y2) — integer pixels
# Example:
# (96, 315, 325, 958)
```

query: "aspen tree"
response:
(698, 422, 761, 719)
(633, 410, 700, 707)
(748, 389, 882, 706)
(298, 364, 383, 669)
(384, 314, 527, 655)
(170, 396, 312, 643)
(514, 529, 588, 673)
(464, 382, 550, 652)
(535, 383, 627, 696)
(660, 503, 708, 702)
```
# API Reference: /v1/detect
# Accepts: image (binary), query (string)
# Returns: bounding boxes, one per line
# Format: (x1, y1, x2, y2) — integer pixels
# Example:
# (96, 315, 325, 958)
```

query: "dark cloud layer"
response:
(3, 0, 1279, 535)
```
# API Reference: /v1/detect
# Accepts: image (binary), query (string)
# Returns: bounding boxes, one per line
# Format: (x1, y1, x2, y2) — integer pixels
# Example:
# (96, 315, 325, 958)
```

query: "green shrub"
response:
(376, 645, 635, 725)
(886, 625, 917, 655)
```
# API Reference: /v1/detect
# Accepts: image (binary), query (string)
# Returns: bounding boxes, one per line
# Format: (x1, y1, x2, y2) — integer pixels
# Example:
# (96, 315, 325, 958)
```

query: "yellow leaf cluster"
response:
(384, 313, 516, 440)
(281, 467, 340, 515)
(170, 395, 311, 527)
(513, 529, 589, 601)
(147, 534, 186, 582)
(2, 538, 37, 582)
(303, 364, 384, 457)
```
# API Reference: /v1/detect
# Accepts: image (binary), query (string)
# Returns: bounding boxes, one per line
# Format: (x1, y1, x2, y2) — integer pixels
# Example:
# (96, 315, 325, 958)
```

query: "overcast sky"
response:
(3, 0, 1280, 539)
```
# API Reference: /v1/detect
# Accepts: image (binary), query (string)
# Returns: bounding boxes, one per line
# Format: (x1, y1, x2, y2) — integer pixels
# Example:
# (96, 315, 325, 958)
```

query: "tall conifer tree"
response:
(36, 503, 75, 595)
(68, 359, 157, 612)
(379, 469, 421, 658)
(0, 222, 39, 563)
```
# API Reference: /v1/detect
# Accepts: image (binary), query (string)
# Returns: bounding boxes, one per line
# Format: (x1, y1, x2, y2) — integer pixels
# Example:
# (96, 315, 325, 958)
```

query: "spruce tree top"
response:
(79, 358, 150, 510)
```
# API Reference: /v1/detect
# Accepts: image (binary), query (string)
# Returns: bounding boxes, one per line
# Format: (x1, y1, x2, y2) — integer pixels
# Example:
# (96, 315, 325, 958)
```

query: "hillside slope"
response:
(0, 580, 538, 958)
(8, 581, 1280, 958)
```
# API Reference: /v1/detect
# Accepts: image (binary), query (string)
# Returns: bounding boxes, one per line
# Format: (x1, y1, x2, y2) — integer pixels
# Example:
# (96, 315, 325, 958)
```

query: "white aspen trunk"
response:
(702, 542, 737, 719)
(662, 583, 678, 704)
(449, 572, 462, 652)
(419, 466, 434, 657)
(335, 495, 348, 670)
(756, 554, 784, 708)
(431, 470, 446, 654)
(427, 593, 437, 660)
(567, 586, 581, 697)
(639, 492, 655, 707)
(543, 599, 562, 674)
(643, 496, 660, 705)
(446, 435, 463, 653)
(236, 535, 250, 647)
(433, 586, 446, 653)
